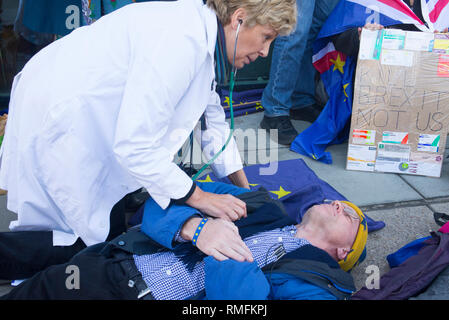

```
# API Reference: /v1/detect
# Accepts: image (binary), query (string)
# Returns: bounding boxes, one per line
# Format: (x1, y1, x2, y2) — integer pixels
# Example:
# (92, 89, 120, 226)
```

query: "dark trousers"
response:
(0, 197, 127, 280)
(1, 242, 146, 300)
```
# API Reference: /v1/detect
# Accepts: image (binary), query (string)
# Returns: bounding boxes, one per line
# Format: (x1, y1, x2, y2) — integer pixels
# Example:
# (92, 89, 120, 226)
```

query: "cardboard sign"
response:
(438, 54, 449, 77)
(347, 30, 449, 177)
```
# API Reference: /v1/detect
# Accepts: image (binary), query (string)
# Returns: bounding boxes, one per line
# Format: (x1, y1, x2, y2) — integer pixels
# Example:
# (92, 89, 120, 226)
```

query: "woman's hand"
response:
(435, 28, 449, 33)
(180, 217, 254, 262)
(227, 169, 250, 190)
(185, 186, 247, 221)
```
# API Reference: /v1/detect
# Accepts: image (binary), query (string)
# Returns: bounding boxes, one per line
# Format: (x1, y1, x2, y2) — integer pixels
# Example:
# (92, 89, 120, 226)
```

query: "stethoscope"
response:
(192, 19, 242, 181)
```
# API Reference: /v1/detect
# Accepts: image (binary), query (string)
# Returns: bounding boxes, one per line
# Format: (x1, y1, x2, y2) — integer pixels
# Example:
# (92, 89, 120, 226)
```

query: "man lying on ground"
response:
(1, 182, 367, 300)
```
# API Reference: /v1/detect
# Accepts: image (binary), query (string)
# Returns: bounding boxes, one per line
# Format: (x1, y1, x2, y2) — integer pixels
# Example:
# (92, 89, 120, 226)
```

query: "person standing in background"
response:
(260, 0, 340, 145)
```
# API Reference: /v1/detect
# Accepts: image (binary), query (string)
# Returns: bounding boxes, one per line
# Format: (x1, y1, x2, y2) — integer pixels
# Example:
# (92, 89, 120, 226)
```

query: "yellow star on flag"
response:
(269, 186, 291, 199)
(196, 174, 214, 183)
(343, 83, 350, 102)
(330, 54, 345, 74)
(223, 96, 234, 107)
(249, 183, 259, 187)
(343, 83, 349, 97)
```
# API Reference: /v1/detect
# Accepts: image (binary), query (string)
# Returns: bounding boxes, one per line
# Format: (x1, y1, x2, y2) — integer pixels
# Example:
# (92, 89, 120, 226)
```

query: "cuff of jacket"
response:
(141, 199, 202, 249)
(172, 181, 197, 205)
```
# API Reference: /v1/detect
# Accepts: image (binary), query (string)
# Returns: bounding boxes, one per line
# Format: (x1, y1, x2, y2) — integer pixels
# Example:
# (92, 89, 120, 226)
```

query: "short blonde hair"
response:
(206, 0, 297, 36)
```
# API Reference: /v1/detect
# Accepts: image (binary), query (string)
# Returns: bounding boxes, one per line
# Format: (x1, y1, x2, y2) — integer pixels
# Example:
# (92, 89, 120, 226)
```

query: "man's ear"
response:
(336, 247, 351, 261)
(333, 200, 344, 215)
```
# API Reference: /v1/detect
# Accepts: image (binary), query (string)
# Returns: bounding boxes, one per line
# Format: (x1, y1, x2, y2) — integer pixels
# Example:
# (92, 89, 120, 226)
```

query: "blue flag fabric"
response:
(128, 159, 385, 232)
(290, 0, 410, 164)
(291, 53, 356, 164)
(317, 0, 405, 40)
(219, 88, 265, 119)
(386, 235, 432, 268)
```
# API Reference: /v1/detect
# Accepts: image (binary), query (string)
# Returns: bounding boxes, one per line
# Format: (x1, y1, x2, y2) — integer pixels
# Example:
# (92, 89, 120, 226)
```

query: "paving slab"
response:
(0, 195, 16, 233)
(231, 112, 310, 152)
(430, 202, 449, 215)
(280, 144, 425, 206)
(350, 205, 441, 291)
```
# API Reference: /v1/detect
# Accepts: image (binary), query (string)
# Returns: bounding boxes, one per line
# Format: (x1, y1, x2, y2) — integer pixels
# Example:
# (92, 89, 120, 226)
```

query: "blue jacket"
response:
(113, 182, 356, 300)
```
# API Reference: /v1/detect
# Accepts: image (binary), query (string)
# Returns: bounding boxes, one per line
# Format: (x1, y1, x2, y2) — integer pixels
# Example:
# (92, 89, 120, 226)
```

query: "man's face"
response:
(226, 23, 277, 69)
(307, 201, 360, 249)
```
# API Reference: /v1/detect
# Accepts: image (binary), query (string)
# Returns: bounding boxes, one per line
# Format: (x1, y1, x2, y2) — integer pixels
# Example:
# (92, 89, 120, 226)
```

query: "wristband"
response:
(192, 218, 208, 246)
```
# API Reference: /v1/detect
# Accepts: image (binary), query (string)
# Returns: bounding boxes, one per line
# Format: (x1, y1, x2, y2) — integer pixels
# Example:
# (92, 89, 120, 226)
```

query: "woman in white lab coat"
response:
(0, 0, 297, 279)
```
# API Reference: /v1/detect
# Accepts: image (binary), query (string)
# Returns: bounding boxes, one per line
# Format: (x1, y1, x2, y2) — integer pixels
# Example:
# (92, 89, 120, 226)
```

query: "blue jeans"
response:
(262, 0, 340, 117)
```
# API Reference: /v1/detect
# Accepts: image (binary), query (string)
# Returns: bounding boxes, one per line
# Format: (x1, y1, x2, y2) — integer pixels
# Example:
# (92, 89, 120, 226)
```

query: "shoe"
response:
(260, 115, 298, 145)
(290, 104, 323, 123)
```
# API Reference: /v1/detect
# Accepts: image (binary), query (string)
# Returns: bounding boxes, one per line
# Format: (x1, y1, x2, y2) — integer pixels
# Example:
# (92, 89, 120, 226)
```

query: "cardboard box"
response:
(347, 29, 449, 177)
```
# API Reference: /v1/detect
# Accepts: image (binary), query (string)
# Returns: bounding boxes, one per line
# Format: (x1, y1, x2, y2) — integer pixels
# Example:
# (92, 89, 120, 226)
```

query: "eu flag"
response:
(291, 44, 356, 164)
(128, 159, 385, 232)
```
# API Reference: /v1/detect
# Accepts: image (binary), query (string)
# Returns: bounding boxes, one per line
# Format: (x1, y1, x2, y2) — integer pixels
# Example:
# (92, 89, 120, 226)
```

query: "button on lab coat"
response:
(0, 0, 243, 246)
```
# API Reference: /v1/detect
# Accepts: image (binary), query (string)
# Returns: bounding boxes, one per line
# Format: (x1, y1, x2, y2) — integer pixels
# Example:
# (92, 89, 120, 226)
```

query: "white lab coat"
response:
(0, 0, 243, 246)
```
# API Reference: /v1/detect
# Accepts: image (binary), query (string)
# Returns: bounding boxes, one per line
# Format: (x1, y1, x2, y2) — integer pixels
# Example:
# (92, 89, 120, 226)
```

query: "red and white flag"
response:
(347, 0, 428, 30)
(422, 0, 449, 31)
(312, 42, 346, 74)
